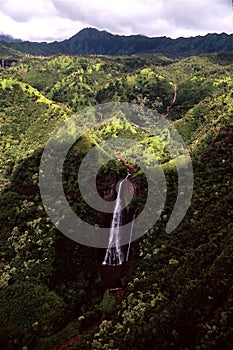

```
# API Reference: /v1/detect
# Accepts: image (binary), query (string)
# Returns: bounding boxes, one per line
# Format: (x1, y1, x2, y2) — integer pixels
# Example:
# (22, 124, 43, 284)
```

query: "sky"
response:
(0, 0, 232, 42)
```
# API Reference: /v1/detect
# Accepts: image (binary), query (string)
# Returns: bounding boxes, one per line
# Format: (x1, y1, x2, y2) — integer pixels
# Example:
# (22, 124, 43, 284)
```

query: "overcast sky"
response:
(0, 0, 232, 42)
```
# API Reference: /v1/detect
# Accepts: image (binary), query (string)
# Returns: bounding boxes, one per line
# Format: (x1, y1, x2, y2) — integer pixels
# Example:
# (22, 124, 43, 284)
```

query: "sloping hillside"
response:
(0, 42, 24, 59)
(85, 89, 233, 350)
(0, 53, 232, 349)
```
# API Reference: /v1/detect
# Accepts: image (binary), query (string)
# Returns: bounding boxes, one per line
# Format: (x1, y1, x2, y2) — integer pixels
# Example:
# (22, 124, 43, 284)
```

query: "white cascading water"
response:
(102, 180, 125, 266)
(126, 210, 137, 262)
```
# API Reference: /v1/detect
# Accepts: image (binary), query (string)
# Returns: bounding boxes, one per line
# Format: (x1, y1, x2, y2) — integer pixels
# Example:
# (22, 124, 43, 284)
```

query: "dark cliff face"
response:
(0, 58, 18, 68)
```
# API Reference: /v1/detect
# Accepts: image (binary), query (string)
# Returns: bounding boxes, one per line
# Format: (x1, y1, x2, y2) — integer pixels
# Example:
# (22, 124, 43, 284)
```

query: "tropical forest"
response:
(0, 32, 233, 350)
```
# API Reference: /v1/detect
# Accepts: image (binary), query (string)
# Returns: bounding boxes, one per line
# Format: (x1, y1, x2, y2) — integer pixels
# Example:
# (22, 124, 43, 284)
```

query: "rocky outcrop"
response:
(1, 58, 18, 68)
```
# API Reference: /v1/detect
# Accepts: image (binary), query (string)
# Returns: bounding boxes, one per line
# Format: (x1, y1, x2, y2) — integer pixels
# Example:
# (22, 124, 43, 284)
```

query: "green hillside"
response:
(0, 52, 232, 349)
(0, 42, 24, 59)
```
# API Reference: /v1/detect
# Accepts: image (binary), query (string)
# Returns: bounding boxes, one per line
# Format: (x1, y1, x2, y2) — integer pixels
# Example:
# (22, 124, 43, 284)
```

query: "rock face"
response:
(98, 264, 126, 289)
(97, 188, 134, 289)
(1, 59, 18, 68)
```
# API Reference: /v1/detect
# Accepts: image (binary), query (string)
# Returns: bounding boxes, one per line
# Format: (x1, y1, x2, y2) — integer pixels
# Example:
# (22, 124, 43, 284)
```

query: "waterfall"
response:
(102, 180, 125, 266)
(126, 210, 137, 262)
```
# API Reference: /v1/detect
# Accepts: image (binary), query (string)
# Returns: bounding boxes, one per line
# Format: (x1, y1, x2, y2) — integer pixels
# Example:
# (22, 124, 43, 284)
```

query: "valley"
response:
(0, 50, 233, 349)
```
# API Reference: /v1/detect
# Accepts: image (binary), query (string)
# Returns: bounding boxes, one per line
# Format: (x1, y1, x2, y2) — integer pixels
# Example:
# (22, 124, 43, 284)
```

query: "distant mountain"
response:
(1, 28, 233, 57)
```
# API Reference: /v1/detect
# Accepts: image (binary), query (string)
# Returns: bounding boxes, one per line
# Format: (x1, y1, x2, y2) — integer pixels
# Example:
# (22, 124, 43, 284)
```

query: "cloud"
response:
(51, 0, 233, 37)
(0, 12, 85, 42)
(158, 0, 233, 37)
(0, 0, 232, 42)
(1, 0, 57, 22)
(52, 0, 154, 23)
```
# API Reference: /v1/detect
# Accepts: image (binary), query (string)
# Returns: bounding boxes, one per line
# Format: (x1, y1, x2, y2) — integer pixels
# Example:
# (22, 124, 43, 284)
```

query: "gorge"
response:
(0, 50, 232, 350)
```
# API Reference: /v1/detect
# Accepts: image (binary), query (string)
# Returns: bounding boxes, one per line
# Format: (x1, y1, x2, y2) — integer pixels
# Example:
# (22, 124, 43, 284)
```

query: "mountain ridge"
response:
(1, 27, 232, 57)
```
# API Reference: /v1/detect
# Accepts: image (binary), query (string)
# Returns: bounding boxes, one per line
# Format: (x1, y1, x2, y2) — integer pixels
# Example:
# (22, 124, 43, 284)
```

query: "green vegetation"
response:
(0, 50, 233, 349)
(0, 42, 24, 59)
(2, 28, 233, 57)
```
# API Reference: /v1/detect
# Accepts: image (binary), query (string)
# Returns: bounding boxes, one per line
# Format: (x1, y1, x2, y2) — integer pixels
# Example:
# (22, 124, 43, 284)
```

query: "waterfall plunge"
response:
(126, 210, 137, 262)
(102, 180, 125, 266)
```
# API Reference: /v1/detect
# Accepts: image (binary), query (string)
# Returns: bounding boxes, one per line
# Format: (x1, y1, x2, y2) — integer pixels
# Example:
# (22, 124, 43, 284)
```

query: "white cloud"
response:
(1, 0, 57, 22)
(0, 0, 232, 41)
